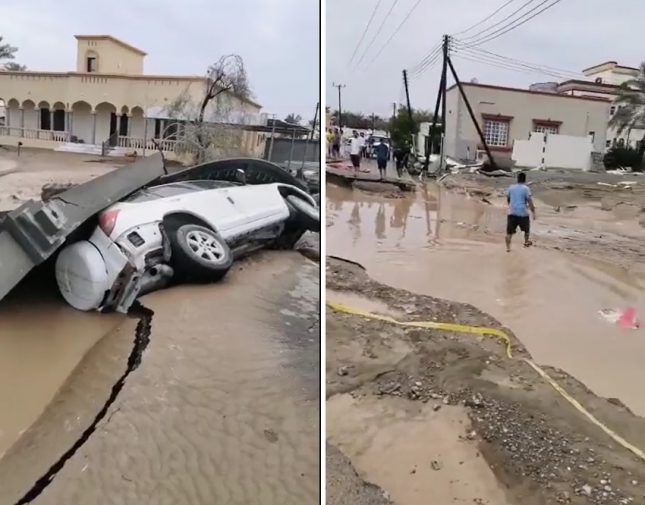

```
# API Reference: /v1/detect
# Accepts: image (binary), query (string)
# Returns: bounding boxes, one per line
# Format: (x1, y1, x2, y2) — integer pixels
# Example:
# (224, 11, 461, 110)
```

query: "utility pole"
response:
(439, 34, 449, 173)
(424, 35, 449, 175)
(300, 101, 319, 178)
(446, 56, 496, 170)
(402, 69, 413, 125)
(267, 113, 277, 161)
(332, 83, 346, 131)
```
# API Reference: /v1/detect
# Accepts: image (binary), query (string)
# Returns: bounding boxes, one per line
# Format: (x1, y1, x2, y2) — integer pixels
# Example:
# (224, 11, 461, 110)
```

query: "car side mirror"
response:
(235, 169, 247, 185)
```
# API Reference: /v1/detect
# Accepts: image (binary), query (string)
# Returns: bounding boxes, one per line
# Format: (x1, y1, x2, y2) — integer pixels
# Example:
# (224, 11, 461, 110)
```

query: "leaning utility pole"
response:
(332, 83, 346, 131)
(446, 56, 496, 169)
(402, 69, 413, 125)
(423, 34, 497, 175)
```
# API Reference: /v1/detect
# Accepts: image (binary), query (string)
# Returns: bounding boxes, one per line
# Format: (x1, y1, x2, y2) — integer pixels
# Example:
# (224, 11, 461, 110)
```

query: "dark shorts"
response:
(332, 144, 340, 154)
(350, 154, 361, 168)
(377, 158, 387, 170)
(507, 214, 530, 235)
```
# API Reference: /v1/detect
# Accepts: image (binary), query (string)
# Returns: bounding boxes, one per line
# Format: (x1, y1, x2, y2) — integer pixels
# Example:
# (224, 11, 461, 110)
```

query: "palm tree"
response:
(609, 62, 645, 139)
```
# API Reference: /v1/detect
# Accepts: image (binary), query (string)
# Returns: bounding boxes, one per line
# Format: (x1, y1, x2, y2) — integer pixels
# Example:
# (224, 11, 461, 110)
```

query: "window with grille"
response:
(534, 124, 559, 135)
(483, 119, 509, 147)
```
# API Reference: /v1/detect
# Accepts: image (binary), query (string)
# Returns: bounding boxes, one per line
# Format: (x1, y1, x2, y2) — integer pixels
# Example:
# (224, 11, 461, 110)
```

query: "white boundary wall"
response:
(512, 132, 594, 170)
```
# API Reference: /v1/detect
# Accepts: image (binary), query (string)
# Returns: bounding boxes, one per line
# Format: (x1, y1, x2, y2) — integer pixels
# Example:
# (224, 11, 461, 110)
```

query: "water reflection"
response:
(326, 181, 645, 417)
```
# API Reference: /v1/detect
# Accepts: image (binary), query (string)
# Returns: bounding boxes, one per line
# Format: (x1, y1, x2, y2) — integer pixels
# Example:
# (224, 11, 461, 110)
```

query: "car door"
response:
(147, 183, 241, 238)
(223, 184, 289, 235)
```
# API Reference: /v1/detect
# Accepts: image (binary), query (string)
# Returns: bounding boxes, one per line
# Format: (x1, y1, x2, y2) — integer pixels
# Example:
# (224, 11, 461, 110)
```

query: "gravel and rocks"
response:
(327, 257, 645, 505)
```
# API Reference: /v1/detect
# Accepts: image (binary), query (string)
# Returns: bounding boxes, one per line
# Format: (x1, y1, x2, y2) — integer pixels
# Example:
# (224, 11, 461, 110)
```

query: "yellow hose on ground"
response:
(327, 302, 645, 463)
(327, 302, 514, 359)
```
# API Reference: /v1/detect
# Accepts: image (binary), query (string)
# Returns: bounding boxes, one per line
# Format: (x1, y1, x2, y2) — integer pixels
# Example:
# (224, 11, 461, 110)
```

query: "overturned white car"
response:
(55, 179, 319, 313)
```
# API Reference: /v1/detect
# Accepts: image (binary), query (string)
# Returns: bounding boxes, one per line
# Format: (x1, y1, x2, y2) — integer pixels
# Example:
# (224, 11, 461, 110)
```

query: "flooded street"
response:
(0, 252, 319, 505)
(327, 182, 645, 416)
(0, 275, 126, 458)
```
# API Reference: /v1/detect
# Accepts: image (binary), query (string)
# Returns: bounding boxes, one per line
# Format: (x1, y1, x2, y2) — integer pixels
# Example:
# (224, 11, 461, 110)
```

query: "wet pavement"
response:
(0, 252, 319, 505)
(326, 182, 645, 416)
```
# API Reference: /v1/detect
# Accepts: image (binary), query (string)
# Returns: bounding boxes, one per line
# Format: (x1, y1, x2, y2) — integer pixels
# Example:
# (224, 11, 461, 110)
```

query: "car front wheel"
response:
(169, 223, 233, 282)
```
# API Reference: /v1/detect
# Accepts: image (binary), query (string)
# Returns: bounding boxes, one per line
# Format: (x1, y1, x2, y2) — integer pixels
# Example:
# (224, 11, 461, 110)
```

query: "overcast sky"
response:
(0, 0, 320, 119)
(327, 0, 645, 119)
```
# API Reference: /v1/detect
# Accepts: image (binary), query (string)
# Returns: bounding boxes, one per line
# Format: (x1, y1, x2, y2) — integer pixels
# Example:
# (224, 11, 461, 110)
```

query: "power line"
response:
(355, 0, 402, 67)
(408, 53, 441, 79)
(452, 51, 575, 80)
(368, 0, 424, 65)
(348, 0, 384, 66)
(408, 42, 443, 77)
(459, 0, 566, 48)
(456, 0, 541, 41)
(451, 0, 520, 36)
(453, 42, 583, 78)
(452, 53, 545, 76)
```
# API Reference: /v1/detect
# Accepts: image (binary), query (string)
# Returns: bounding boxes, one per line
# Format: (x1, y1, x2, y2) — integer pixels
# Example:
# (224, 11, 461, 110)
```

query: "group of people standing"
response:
(326, 127, 411, 180)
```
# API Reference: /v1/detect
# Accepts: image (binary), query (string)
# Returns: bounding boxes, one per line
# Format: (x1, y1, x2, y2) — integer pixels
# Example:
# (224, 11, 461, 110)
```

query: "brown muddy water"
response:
(0, 278, 125, 458)
(327, 183, 645, 416)
(327, 394, 510, 505)
(0, 253, 319, 504)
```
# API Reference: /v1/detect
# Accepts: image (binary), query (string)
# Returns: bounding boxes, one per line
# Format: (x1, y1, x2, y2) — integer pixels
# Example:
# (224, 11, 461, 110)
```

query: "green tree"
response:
(609, 62, 645, 138)
(329, 110, 389, 130)
(389, 106, 416, 147)
(0, 35, 17, 61)
(4, 62, 26, 71)
(413, 109, 434, 124)
(0, 35, 26, 70)
(284, 113, 302, 124)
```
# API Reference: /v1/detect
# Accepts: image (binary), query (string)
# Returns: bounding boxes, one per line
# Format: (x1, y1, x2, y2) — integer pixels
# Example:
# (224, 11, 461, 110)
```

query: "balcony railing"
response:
(117, 136, 182, 153)
(0, 126, 70, 142)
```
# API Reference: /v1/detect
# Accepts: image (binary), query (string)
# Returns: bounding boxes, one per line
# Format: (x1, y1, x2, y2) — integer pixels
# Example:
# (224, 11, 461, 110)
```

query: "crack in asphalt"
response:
(13, 302, 154, 505)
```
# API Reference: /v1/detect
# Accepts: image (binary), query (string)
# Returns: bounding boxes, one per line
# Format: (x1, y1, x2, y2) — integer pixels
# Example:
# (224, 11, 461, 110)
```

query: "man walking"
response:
(349, 130, 362, 174)
(374, 139, 389, 180)
(505, 172, 536, 252)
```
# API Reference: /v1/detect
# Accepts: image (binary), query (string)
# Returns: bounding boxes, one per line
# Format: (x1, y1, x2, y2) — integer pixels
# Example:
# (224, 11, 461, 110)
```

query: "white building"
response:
(444, 82, 610, 163)
(0, 35, 266, 157)
(557, 61, 645, 149)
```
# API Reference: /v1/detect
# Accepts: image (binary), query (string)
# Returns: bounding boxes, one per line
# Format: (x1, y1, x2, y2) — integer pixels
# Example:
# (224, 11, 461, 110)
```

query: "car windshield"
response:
(123, 180, 237, 203)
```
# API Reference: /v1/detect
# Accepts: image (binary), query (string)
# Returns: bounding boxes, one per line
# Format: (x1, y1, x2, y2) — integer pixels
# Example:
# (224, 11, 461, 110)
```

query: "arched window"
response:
(85, 50, 98, 73)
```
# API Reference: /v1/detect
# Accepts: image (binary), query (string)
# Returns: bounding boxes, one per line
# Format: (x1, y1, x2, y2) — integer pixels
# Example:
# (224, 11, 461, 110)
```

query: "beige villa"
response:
(0, 35, 266, 157)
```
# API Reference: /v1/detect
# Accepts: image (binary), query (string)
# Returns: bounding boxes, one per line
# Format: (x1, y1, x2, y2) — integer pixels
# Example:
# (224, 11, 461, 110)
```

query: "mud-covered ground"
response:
(0, 252, 320, 505)
(441, 171, 645, 270)
(0, 147, 321, 504)
(326, 258, 645, 505)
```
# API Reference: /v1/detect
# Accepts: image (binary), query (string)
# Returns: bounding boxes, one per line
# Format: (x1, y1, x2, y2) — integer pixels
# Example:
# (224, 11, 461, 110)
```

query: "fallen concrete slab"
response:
(0, 154, 165, 303)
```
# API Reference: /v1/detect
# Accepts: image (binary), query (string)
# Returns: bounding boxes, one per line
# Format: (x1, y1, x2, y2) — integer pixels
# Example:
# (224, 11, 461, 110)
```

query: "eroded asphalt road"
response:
(0, 251, 320, 505)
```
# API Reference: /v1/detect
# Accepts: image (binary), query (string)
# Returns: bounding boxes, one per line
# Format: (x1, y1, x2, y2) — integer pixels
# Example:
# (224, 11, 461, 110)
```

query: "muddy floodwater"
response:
(327, 183, 645, 416)
(0, 279, 126, 458)
(0, 252, 319, 504)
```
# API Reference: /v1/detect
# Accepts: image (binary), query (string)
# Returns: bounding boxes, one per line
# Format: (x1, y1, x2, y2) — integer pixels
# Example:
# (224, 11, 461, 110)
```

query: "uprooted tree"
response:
(162, 54, 254, 163)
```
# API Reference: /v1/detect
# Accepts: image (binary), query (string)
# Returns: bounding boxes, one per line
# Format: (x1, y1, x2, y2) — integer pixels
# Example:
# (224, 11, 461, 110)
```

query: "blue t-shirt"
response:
(506, 183, 531, 217)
